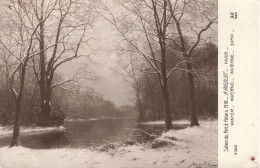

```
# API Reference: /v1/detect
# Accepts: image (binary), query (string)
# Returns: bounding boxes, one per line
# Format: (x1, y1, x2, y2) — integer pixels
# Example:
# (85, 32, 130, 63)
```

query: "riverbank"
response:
(0, 126, 65, 137)
(0, 120, 228, 168)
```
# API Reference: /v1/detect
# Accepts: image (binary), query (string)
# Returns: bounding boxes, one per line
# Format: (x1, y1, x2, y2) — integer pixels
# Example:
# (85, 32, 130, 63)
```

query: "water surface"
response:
(0, 118, 188, 149)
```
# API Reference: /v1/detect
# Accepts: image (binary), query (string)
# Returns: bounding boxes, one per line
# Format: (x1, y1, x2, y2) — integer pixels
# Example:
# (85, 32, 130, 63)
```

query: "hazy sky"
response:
(57, 16, 135, 107)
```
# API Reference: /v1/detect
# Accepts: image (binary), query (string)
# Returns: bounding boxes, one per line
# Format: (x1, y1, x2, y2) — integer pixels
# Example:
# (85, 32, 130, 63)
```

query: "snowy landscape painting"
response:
(0, 0, 217, 167)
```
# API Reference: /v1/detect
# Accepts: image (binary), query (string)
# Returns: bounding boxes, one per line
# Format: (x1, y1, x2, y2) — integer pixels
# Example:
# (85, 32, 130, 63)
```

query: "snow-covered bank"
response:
(65, 117, 135, 122)
(0, 126, 65, 137)
(155, 120, 218, 167)
(141, 119, 190, 126)
(0, 120, 229, 168)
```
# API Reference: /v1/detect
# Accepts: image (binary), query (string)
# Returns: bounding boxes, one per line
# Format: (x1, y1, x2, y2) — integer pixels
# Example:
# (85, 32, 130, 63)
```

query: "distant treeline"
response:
(0, 72, 136, 126)
(64, 88, 137, 120)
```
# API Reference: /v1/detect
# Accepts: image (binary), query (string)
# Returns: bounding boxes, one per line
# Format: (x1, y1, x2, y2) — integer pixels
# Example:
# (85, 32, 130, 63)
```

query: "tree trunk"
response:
(136, 84, 144, 121)
(39, 91, 52, 126)
(5, 75, 12, 120)
(172, 16, 200, 127)
(10, 97, 22, 147)
(37, 16, 52, 126)
(161, 82, 172, 130)
(39, 73, 52, 126)
(160, 53, 172, 130)
(186, 62, 199, 126)
(10, 62, 27, 147)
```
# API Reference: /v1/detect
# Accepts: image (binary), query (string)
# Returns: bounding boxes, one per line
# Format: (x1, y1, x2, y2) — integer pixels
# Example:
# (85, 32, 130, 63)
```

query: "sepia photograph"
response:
(0, 0, 218, 167)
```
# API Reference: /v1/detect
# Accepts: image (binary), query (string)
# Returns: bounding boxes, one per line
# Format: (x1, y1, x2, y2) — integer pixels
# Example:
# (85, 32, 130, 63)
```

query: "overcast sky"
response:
(57, 15, 136, 107)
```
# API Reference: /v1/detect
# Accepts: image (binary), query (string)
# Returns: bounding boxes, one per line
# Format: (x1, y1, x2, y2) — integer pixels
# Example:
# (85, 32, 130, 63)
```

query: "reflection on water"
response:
(0, 118, 188, 149)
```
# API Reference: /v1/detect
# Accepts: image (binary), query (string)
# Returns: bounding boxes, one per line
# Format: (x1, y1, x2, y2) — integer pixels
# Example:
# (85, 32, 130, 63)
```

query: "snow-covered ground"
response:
(0, 126, 65, 137)
(0, 120, 223, 168)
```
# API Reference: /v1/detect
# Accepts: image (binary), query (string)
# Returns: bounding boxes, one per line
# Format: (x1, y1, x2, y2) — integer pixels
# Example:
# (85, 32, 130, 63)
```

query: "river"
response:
(0, 118, 188, 149)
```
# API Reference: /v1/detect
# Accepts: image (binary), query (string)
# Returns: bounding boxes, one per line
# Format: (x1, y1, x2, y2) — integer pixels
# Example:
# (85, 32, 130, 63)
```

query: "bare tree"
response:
(99, 0, 189, 130)
(0, 0, 54, 146)
(26, 0, 95, 125)
(167, 0, 217, 126)
(114, 53, 144, 121)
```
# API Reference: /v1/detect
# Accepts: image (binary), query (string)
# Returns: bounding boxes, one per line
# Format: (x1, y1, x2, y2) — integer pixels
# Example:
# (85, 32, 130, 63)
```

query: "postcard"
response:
(0, 0, 258, 168)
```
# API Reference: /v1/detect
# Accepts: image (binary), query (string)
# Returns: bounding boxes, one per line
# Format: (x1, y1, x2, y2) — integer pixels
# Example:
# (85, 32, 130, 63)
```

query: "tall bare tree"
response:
(0, 0, 54, 146)
(27, 0, 95, 125)
(167, 0, 217, 126)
